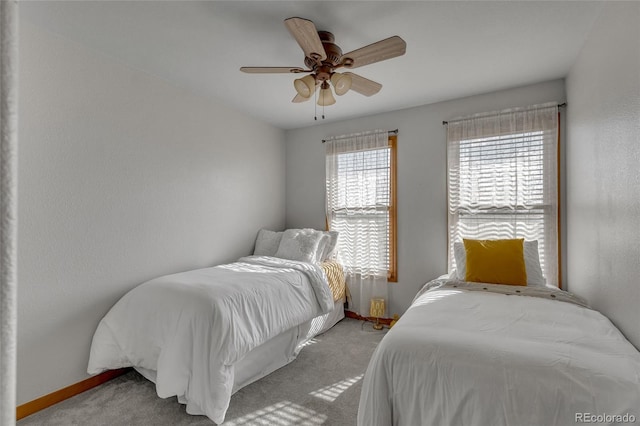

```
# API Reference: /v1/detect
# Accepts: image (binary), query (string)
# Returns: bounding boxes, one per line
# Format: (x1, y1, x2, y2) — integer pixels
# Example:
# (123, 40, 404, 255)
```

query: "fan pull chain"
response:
(321, 85, 325, 120)
(313, 83, 327, 120)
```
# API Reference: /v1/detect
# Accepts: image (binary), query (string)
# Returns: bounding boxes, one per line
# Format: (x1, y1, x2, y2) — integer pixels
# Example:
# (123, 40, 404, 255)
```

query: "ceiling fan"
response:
(240, 17, 407, 107)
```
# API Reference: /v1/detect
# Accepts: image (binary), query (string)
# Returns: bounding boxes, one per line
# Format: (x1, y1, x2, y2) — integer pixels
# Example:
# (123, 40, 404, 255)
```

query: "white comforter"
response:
(358, 278, 640, 426)
(87, 255, 334, 424)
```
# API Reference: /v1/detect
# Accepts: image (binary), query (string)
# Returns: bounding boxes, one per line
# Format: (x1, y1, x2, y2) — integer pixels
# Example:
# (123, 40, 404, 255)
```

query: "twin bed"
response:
(88, 229, 345, 424)
(358, 240, 640, 426)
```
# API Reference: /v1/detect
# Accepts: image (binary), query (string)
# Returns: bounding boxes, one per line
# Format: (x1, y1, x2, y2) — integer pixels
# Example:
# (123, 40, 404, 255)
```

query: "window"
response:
(447, 104, 559, 286)
(325, 132, 397, 282)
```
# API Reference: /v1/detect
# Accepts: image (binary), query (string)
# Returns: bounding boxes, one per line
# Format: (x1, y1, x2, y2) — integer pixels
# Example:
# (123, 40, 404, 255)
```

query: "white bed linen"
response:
(132, 297, 345, 397)
(358, 277, 640, 426)
(87, 255, 334, 424)
(232, 297, 345, 394)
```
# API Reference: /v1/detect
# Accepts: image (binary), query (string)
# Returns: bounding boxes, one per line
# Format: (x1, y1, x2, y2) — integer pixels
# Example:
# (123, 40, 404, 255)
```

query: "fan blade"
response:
(344, 72, 382, 96)
(284, 17, 327, 62)
(292, 94, 312, 103)
(240, 67, 309, 74)
(341, 36, 406, 69)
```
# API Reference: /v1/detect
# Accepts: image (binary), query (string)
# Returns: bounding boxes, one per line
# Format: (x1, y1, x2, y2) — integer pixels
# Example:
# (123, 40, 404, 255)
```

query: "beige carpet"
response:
(18, 318, 386, 425)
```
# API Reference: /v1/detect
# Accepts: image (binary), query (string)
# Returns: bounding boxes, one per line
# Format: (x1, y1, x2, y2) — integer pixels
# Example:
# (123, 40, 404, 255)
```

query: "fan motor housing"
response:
(305, 31, 343, 74)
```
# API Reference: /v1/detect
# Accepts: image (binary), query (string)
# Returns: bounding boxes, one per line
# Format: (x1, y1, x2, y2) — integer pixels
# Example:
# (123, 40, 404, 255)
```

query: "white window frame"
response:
(447, 104, 560, 286)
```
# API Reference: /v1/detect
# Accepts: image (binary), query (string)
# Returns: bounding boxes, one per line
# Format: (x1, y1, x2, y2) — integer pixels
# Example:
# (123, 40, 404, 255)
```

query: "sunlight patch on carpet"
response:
(309, 374, 363, 402)
(223, 400, 327, 425)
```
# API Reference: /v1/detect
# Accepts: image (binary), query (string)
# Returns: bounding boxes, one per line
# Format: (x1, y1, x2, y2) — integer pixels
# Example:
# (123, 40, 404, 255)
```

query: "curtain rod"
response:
(442, 103, 566, 125)
(322, 129, 398, 143)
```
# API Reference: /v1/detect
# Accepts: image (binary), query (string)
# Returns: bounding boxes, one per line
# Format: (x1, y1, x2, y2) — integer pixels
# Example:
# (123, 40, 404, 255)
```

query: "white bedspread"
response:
(87, 255, 334, 424)
(358, 278, 640, 426)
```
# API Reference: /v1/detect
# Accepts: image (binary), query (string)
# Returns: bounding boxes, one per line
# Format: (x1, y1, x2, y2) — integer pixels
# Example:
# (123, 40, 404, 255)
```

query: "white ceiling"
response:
(21, 1, 603, 129)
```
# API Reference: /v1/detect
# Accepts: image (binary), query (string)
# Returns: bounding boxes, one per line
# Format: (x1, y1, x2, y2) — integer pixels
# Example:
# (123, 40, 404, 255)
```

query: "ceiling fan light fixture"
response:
(240, 17, 406, 112)
(317, 82, 336, 106)
(330, 72, 352, 96)
(294, 74, 316, 98)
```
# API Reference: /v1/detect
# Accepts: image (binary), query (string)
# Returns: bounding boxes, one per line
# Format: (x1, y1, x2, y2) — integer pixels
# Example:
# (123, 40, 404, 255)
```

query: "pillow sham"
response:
(274, 228, 324, 263)
(522, 240, 546, 286)
(316, 232, 331, 263)
(454, 239, 546, 286)
(253, 229, 283, 257)
(320, 230, 339, 261)
(463, 238, 527, 286)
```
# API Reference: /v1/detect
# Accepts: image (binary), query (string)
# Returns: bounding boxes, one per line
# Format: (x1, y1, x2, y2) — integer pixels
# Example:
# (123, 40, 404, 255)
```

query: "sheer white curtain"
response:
(447, 103, 559, 285)
(325, 130, 389, 317)
(1, 1, 19, 424)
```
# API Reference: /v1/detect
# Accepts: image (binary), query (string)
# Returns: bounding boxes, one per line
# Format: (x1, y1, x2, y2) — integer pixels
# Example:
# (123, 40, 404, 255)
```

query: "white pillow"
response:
(453, 242, 467, 280)
(316, 232, 331, 263)
(453, 239, 546, 286)
(275, 228, 324, 263)
(522, 240, 546, 286)
(320, 230, 339, 261)
(253, 229, 283, 256)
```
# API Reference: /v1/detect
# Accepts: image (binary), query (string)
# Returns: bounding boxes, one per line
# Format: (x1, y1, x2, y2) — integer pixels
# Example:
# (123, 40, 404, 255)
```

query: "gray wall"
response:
(285, 79, 566, 318)
(17, 23, 285, 404)
(565, 2, 640, 349)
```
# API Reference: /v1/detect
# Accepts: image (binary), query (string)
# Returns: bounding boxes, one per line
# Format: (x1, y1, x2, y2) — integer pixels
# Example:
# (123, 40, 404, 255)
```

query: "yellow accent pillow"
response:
(463, 238, 527, 286)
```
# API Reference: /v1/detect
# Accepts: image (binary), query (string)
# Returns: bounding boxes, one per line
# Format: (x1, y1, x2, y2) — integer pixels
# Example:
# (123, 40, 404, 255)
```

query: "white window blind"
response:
(325, 130, 392, 278)
(447, 103, 559, 285)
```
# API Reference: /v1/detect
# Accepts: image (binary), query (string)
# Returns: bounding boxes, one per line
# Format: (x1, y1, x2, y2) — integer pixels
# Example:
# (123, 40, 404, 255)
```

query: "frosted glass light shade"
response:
(317, 86, 336, 106)
(293, 74, 316, 98)
(330, 72, 352, 96)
